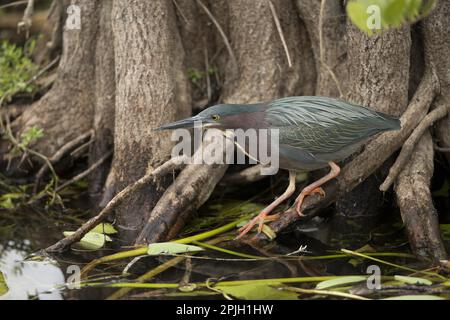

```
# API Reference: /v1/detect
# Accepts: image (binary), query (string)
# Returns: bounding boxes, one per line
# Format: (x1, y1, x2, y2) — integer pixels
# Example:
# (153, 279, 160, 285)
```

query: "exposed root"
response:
(45, 155, 188, 253)
(34, 130, 93, 193)
(30, 150, 112, 204)
(395, 132, 446, 263)
(135, 162, 229, 245)
(381, 98, 449, 191)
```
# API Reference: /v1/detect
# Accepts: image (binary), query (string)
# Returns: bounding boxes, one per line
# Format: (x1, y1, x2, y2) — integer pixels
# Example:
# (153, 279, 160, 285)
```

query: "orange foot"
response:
(295, 187, 326, 216)
(235, 211, 280, 240)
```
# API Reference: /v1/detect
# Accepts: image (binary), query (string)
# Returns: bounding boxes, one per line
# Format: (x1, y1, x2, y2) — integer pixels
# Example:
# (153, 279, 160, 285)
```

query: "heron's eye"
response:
(211, 114, 220, 121)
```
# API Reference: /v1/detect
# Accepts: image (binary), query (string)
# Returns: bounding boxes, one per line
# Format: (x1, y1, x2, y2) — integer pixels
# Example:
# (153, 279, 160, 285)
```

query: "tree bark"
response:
(12, 0, 98, 158)
(109, 0, 191, 244)
(334, 22, 410, 234)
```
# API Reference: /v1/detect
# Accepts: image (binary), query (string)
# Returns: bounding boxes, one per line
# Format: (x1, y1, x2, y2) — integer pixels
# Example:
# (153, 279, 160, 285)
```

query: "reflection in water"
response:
(0, 241, 65, 300)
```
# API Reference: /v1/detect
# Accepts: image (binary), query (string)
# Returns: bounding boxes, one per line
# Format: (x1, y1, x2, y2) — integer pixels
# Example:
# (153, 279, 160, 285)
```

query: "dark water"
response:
(0, 176, 448, 300)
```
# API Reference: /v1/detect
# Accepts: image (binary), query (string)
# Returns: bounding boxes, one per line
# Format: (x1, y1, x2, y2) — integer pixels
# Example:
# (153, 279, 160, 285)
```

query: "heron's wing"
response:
(266, 97, 391, 155)
(277, 121, 379, 154)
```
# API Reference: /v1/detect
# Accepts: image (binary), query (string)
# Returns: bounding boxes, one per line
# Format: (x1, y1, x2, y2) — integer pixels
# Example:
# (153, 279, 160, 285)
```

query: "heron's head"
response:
(156, 103, 263, 131)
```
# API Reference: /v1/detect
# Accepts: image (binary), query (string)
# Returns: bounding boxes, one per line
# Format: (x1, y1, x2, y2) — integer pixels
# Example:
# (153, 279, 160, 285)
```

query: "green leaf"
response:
(0, 192, 25, 209)
(382, 295, 444, 300)
(19, 126, 44, 148)
(215, 284, 299, 300)
(316, 276, 367, 290)
(147, 242, 204, 256)
(346, 0, 436, 35)
(91, 223, 118, 235)
(63, 231, 112, 250)
(0, 271, 8, 297)
(394, 275, 433, 286)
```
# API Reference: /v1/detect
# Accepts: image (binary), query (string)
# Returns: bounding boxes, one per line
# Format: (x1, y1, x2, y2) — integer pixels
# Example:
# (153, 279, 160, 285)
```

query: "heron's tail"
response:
(376, 112, 401, 131)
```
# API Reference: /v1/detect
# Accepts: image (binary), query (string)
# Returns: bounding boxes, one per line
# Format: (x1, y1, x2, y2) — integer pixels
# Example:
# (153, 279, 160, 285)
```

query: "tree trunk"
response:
(109, 0, 191, 244)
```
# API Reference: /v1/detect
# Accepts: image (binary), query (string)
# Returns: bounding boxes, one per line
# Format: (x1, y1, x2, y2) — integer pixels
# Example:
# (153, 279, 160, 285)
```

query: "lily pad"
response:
(91, 223, 118, 235)
(63, 231, 112, 250)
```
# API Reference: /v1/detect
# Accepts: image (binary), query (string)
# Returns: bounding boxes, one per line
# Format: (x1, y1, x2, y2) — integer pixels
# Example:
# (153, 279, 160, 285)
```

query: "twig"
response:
(1, 114, 58, 187)
(55, 151, 112, 193)
(17, 0, 34, 38)
(195, 0, 238, 73)
(204, 44, 212, 103)
(34, 130, 93, 193)
(70, 138, 94, 158)
(267, 0, 292, 68)
(0, 0, 29, 10)
(434, 144, 450, 153)
(318, 0, 343, 98)
(380, 101, 449, 192)
(172, 0, 190, 25)
(45, 155, 188, 253)
(30, 150, 111, 204)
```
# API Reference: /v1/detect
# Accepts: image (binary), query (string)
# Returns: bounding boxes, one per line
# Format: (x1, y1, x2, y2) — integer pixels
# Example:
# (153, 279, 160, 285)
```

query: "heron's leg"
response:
(235, 171, 297, 240)
(295, 161, 340, 216)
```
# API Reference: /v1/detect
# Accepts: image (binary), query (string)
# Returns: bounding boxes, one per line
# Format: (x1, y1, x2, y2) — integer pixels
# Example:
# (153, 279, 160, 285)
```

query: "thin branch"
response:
(380, 100, 449, 192)
(0, 0, 29, 10)
(195, 0, 238, 73)
(204, 43, 212, 102)
(318, 0, 343, 98)
(267, 0, 292, 68)
(17, 0, 35, 38)
(34, 130, 93, 193)
(172, 0, 190, 25)
(55, 151, 112, 193)
(1, 114, 58, 186)
(45, 156, 188, 253)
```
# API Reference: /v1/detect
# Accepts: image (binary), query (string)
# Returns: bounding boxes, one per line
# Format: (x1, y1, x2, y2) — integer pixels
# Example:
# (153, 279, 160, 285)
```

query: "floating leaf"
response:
(91, 223, 118, 235)
(63, 231, 112, 250)
(215, 284, 299, 300)
(0, 271, 8, 297)
(382, 295, 444, 300)
(316, 276, 367, 290)
(394, 275, 432, 286)
(147, 242, 204, 256)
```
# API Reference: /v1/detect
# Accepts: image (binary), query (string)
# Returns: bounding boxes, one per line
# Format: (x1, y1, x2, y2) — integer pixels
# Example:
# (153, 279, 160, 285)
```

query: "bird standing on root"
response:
(157, 96, 401, 239)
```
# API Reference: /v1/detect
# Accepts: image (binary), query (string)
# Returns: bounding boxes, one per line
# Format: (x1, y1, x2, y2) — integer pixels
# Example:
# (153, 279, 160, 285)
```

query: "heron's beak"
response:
(155, 115, 210, 131)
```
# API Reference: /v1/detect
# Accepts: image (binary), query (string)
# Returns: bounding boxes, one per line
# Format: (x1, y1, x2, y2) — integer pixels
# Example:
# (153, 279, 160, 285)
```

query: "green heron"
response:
(158, 96, 401, 239)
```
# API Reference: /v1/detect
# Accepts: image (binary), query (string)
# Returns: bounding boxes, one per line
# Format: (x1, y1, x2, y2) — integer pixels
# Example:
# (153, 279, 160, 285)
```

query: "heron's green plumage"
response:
(266, 96, 400, 155)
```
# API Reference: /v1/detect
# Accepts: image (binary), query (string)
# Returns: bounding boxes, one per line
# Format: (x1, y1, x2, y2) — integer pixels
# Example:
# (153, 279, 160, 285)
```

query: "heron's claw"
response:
(235, 211, 280, 240)
(295, 187, 326, 216)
